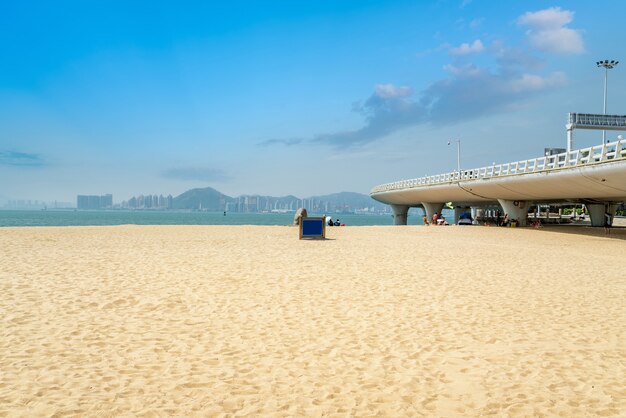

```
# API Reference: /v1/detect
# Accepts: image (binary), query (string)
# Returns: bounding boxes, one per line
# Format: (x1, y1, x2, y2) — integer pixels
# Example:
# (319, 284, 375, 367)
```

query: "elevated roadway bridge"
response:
(370, 139, 626, 227)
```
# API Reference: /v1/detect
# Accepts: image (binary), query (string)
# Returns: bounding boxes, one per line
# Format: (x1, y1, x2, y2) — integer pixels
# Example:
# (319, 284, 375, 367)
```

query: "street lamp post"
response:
(596, 59, 619, 143)
(448, 139, 461, 176)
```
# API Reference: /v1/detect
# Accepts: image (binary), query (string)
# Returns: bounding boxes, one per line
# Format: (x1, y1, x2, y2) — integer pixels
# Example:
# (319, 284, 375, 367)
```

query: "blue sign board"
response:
(300, 217, 326, 239)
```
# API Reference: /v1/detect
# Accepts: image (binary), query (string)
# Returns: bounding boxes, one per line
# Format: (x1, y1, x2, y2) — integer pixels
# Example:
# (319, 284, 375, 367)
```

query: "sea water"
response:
(0, 209, 455, 227)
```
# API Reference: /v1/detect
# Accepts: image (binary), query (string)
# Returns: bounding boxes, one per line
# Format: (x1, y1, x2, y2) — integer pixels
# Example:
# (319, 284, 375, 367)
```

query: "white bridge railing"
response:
(370, 139, 626, 194)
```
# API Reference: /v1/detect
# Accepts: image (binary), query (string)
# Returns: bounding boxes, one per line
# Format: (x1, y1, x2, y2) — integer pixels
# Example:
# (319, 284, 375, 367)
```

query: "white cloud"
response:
(374, 84, 413, 98)
(443, 63, 483, 77)
(469, 18, 484, 30)
(509, 72, 567, 93)
(264, 8, 579, 149)
(517, 7, 584, 54)
(518, 7, 573, 29)
(422, 65, 568, 124)
(267, 61, 569, 148)
(528, 28, 584, 54)
(450, 39, 485, 56)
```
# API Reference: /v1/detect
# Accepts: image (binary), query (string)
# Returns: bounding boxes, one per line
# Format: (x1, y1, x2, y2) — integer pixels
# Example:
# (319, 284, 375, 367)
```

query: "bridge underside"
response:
(372, 160, 626, 227)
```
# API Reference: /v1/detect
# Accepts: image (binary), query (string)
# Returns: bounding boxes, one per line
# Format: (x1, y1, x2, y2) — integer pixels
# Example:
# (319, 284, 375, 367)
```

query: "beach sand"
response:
(1, 224, 625, 417)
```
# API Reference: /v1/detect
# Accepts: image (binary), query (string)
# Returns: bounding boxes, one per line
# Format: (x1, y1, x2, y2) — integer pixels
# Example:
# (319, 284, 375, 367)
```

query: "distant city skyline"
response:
(1, 186, 389, 212)
(95, 188, 388, 213)
(1, 1, 625, 203)
(3, 199, 74, 210)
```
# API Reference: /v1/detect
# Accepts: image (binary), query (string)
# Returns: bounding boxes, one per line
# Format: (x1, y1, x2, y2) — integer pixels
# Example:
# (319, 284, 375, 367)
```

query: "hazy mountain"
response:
(173, 186, 233, 210)
(170, 187, 386, 212)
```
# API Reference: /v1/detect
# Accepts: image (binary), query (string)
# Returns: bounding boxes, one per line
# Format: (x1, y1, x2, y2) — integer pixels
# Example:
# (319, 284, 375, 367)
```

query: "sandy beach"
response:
(1, 224, 625, 417)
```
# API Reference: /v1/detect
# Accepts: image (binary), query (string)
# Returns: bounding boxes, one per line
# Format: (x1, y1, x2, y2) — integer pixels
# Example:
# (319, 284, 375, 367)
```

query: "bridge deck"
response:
(370, 139, 626, 206)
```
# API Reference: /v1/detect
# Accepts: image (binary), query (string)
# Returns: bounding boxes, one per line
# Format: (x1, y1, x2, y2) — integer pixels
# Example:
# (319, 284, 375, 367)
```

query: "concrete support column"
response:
(390, 204, 410, 225)
(470, 207, 481, 224)
(497, 199, 530, 226)
(587, 203, 617, 227)
(421, 202, 444, 224)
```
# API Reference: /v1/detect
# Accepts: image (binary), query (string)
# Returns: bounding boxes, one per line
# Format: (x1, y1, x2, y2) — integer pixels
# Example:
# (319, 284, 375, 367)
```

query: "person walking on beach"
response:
(432, 212, 438, 226)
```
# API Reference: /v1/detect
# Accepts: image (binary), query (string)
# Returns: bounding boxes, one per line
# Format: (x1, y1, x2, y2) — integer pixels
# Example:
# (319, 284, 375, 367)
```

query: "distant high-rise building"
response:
(101, 194, 113, 208)
(77, 194, 113, 210)
(77, 195, 89, 209)
(87, 195, 100, 209)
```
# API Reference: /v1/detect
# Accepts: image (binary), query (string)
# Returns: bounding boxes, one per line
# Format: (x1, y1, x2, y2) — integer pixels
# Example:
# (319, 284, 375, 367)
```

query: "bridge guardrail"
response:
(370, 139, 626, 194)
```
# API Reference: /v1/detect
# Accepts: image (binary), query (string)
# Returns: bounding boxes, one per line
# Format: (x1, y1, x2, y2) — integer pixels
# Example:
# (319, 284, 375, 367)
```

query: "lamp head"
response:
(597, 59, 619, 69)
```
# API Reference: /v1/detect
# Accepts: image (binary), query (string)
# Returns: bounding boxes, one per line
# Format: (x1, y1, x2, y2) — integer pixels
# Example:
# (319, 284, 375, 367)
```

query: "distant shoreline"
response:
(1, 209, 624, 228)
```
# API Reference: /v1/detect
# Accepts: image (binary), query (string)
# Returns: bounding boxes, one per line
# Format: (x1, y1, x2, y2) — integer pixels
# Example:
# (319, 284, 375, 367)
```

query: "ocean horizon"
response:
(0, 209, 455, 227)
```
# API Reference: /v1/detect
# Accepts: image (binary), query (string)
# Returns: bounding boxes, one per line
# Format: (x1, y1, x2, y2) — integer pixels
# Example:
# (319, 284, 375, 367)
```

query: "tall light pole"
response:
(448, 139, 461, 175)
(596, 59, 619, 143)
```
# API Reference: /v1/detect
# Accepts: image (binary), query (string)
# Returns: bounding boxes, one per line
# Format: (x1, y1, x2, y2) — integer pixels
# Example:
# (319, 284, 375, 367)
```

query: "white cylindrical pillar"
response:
(586, 203, 617, 227)
(421, 202, 445, 224)
(497, 199, 530, 227)
(390, 204, 410, 225)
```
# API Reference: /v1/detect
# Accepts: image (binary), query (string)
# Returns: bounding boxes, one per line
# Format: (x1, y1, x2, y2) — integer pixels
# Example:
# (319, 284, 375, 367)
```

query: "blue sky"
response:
(1, 0, 625, 203)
